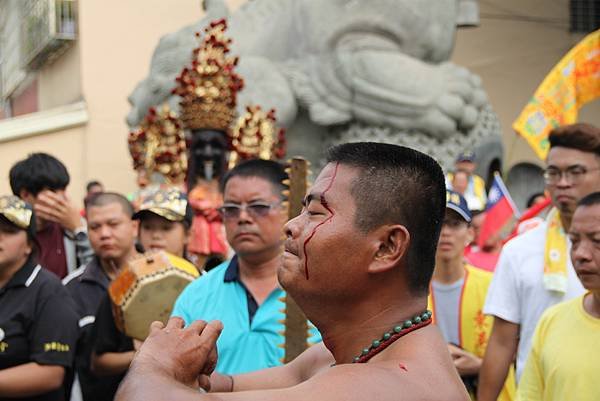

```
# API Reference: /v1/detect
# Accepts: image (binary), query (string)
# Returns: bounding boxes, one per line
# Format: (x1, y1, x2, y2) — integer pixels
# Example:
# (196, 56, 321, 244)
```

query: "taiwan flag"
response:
(477, 173, 520, 248)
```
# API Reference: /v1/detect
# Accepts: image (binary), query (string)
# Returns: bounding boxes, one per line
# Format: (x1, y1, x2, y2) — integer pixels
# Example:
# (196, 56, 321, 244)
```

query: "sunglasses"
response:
(218, 202, 281, 220)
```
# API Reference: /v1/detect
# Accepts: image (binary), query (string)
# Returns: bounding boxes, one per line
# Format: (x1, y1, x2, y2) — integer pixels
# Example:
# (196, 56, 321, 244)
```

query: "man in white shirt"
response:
(477, 123, 600, 401)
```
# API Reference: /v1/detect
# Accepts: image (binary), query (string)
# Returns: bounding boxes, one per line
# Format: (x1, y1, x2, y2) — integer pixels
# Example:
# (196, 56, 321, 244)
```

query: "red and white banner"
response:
(478, 173, 520, 248)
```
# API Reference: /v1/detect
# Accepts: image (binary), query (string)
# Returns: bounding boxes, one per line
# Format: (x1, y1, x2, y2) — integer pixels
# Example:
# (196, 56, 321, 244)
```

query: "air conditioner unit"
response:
(21, 0, 77, 70)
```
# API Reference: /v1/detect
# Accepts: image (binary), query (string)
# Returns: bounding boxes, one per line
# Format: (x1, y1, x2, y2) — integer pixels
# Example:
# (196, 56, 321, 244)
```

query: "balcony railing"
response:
(21, 0, 77, 70)
(1, 0, 27, 98)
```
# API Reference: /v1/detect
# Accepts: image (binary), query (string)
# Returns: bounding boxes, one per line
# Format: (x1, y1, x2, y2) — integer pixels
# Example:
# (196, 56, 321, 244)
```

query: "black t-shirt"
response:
(0, 258, 78, 401)
(63, 258, 110, 401)
(88, 294, 134, 401)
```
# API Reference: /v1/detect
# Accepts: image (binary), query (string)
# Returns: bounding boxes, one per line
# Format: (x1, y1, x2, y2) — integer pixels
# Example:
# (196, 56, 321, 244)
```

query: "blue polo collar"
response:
(223, 255, 240, 283)
(222, 255, 262, 324)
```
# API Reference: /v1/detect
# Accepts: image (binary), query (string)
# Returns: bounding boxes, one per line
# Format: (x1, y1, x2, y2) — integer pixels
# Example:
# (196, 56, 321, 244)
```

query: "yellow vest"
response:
(447, 173, 487, 206)
(166, 253, 200, 278)
(429, 265, 516, 401)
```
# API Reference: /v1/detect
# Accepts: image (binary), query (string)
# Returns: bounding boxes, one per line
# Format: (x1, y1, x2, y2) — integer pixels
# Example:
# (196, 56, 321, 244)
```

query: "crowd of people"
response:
(0, 123, 599, 401)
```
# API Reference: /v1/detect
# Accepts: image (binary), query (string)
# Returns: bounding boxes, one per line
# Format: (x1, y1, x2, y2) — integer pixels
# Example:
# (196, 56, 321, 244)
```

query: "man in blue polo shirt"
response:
(172, 159, 320, 375)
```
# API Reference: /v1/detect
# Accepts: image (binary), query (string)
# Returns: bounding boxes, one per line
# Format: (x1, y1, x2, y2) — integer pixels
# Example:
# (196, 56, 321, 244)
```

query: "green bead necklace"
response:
(352, 310, 433, 363)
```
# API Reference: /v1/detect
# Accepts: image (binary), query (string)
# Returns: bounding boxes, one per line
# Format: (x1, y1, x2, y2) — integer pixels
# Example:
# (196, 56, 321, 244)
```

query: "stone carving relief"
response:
(127, 0, 501, 174)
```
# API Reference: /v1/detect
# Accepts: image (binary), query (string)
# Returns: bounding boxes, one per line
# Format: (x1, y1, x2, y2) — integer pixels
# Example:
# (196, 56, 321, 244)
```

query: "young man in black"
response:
(63, 193, 139, 401)
(9, 153, 93, 279)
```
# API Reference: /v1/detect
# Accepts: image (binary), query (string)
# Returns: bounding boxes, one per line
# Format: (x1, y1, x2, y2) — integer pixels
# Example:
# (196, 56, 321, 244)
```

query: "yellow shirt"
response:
(166, 253, 200, 277)
(429, 265, 515, 401)
(518, 294, 600, 401)
(446, 172, 487, 211)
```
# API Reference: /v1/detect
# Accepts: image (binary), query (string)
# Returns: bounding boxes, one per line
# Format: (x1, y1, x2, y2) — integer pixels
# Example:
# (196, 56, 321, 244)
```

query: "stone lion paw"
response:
(432, 62, 487, 131)
(326, 50, 488, 139)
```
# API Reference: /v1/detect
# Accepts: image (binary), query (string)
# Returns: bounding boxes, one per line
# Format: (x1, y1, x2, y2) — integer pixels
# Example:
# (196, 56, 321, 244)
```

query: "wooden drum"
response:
(109, 251, 198, 340)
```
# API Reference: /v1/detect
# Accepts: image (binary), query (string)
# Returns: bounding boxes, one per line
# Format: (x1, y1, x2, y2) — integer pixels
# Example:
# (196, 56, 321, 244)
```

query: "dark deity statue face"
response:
(187, 129, 229, 187)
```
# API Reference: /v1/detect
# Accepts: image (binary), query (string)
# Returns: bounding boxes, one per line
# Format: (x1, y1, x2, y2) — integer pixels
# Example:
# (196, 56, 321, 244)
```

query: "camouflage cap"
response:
(0, 195, 34, 230)
(133, 187, 192, 227)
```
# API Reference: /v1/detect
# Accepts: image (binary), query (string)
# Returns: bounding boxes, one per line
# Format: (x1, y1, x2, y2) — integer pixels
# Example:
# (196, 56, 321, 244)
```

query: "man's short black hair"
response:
(326, 142, 446, 296)
(85, 192, 134, 218)
(526, 192, 546, 208)
(9, 153, 70, 196)
(86, 180, 103, 192)
(577, 191, 600, 208)
(549, 123, 600, 156)
(220, 159, 288, 198)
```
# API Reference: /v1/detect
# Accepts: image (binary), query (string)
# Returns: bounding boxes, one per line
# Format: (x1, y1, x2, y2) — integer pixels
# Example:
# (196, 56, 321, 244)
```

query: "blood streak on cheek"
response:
(399, 363, 408, 372)
(302, 162, 339, 280)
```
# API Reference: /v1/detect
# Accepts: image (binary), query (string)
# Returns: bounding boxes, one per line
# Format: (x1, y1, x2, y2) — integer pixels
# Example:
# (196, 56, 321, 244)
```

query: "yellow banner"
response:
(513, 29, 600, 160)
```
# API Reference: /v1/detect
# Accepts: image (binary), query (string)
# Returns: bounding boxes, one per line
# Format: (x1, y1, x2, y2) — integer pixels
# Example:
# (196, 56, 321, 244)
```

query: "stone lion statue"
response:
(127, 0, 501, 174)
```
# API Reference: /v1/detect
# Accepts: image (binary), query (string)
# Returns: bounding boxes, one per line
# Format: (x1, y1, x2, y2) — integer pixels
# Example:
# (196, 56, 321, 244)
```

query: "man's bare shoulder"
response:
(292, 342, 335, 380)
(309, 361, 468, 401)
(270, 329, 469, 401)
(210, 360, 467, 401)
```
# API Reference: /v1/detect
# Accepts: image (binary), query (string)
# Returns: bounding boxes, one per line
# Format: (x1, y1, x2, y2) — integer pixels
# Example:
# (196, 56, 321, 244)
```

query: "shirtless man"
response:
(115, 142, 470, 401)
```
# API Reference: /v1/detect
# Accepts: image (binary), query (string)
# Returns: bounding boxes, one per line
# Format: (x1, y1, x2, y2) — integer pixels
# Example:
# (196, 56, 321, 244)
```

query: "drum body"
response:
(109, 251, 198, 340)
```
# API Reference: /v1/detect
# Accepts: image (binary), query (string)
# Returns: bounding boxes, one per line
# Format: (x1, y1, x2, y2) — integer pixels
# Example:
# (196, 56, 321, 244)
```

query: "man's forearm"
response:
(207, 372, 234, 393)
(219, 365, 297, 393)
(0, 363, 64, 397)
(216, 344, 329, 393)
(477, 320, 519, 401)
(477, 350, 513, 400)
(92, 351, 135, 376)
(116, 363, 218, 401)
(117, 365, 292, 401)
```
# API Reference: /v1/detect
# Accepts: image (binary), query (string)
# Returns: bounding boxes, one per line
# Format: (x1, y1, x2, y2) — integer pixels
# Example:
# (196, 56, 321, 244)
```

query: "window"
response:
(570, 0, 600, 33)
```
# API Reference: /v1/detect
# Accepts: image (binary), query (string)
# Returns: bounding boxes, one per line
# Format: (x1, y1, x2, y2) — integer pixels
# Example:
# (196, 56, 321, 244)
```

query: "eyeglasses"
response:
(543, 166, 600, 185)
(218, 202, 281, 220)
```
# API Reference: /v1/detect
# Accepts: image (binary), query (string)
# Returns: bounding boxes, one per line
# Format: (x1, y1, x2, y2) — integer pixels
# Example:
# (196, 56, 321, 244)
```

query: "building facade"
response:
(0, 0, 598, 208)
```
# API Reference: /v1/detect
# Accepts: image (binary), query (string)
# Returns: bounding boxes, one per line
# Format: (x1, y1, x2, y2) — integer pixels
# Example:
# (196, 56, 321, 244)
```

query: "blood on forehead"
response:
(302, 162, 339, 280)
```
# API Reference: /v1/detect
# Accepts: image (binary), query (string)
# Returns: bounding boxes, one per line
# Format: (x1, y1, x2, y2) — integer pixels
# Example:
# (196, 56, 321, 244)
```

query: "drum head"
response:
(122, 271, 193, 340)
(109, 251, 197, 340)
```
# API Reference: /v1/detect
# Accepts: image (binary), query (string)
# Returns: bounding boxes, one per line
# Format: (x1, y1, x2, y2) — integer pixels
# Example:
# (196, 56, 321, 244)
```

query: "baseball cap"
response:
(132, 187, 193, 227)
(455, 151, 476, 163)
(446, 190, 472, 223)
(0, 195, 36, 237)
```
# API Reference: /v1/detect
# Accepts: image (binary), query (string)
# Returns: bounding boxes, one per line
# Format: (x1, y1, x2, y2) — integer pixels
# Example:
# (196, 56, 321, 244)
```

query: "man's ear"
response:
(467, 225, 475, 246)
(367, 225, 410, 274)
(19, 189, 35, 204)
